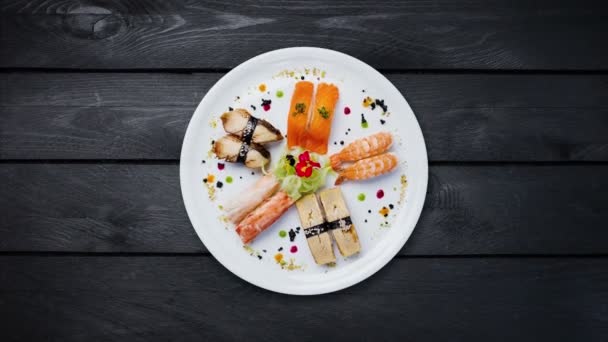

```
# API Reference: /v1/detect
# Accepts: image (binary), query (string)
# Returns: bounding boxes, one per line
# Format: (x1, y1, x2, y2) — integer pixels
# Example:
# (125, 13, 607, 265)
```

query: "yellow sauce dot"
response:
(258, 83, 267, 92)
(207, 174, 215, 183)
(363, 96, 374, 108)
(274, 253, 284, 263)
(379, 206, 390, 217)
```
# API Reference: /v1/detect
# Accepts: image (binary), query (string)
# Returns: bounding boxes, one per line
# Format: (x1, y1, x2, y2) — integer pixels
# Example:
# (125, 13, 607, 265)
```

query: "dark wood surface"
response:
(1, 1, 607, 341)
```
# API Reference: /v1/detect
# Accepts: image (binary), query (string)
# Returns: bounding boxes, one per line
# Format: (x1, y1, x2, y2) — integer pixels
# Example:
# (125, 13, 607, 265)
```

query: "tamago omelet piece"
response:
(295, 193, 336, 265)
(318, 188, 361, 257)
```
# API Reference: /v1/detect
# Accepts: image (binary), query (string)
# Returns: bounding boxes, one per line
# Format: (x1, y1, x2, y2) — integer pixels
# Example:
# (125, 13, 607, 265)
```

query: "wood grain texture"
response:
(1, 163, 606, 254)
(2, 72, 607, 160)
(1, 0, 607, 69)
(1, 256, 606, 341)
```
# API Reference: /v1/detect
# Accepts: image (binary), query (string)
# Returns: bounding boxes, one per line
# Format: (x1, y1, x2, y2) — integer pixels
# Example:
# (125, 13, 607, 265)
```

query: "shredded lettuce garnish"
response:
(273, 148, 332, 200)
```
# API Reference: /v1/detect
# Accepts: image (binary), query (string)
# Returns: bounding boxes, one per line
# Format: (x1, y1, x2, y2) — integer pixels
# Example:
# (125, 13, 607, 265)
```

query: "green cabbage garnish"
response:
(273, 148, 332, 200)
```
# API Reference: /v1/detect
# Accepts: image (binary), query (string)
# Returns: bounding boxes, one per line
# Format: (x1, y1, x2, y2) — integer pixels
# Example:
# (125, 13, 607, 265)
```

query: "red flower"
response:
(295, 151, 320, 178)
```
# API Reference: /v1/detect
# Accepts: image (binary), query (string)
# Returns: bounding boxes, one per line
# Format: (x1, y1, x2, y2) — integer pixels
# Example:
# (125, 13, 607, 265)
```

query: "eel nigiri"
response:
(287, 81, 314, 149)
(330, 132, 393, 170)
(222, 175, 279, 224)
(235, 191, 295, 244)
(213, 135, 270, 168)
(301, 83, 339, 154)
(221, 109, 283, 144)
(335, 153, 398, 185)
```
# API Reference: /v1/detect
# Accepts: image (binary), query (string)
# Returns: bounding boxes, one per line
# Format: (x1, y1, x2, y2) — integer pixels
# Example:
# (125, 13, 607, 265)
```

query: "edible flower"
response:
(295, 151, 320, 178)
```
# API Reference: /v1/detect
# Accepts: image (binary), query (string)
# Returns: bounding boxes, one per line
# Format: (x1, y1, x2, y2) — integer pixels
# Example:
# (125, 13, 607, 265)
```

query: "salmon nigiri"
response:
(287, 81, 314, 149)
(301, 83, 339, 154)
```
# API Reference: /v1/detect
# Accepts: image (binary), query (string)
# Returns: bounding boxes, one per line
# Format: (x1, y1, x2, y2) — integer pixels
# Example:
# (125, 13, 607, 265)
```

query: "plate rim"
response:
(180, 47, 428, 295)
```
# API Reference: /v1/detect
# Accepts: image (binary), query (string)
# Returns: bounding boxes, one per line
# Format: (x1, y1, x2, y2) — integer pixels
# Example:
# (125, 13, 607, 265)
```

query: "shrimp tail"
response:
(330, 154, 342, 171)
(334, 173, 345, 185)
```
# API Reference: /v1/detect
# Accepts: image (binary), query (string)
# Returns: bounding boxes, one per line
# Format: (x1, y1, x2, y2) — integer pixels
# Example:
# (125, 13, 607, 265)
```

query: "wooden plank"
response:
(1, 0, 607, 69)
(0, 256, 606, 341)
(1, 163, 607, 255)
(2, 73, 607, 161)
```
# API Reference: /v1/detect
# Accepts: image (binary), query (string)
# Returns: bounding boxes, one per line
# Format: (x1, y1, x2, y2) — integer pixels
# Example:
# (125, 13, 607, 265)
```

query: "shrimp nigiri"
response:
(300, 83, 339, 154)
(222, 174, 279, 224)
(330, 132, 393, 170)
(235, 191, 295, 244)
(287, 81, 314, 149)
(334, 153, 398, 185)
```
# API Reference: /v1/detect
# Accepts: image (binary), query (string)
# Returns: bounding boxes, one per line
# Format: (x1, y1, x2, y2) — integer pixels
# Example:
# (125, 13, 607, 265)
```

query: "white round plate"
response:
(180, 47, 427, 295)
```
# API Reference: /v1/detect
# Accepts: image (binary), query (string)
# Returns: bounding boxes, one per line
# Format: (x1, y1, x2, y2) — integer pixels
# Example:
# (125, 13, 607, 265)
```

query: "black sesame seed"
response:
(334, 141, 337, 145)
(211, 140, 215, 145)
(257, 255, 262, 260)
(251, 172, 255, 175)
(216, 181, 223, 188)
(365, 219, 368, 223)
(278, 247, 283, 251)
(340, 141, 344, 145)
(384, 214, 388, 217)
(348, 128, 351, 131)
(296, 227, 301, 231)
(203, 178, 207, 183)
(345, 132, 348, 135)
(239, 176, 243, 179)
(385, 221, 389, 225)
(370, 102, 376, 110)
(389, 204, 394, 209)
(228, 106, 234, 111)
(263, 249, 267, 253)
(300, 76, 305, 80)
(250, 105, 256, 111)
(380, 119, 386, 125)
(368, 210, 372, 213)
(202, 160, 206, 163)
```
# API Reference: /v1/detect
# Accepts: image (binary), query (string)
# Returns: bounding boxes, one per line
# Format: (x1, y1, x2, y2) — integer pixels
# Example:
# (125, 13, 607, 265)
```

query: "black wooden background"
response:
(1, 1, 607, 341)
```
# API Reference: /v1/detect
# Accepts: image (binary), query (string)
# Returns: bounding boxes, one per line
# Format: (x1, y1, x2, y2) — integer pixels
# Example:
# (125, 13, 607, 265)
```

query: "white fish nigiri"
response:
(223, 174, 279, 224)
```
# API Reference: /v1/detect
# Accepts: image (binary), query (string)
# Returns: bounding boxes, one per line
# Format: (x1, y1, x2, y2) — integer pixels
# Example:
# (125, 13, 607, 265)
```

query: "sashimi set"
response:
(215, 81, 399, 266)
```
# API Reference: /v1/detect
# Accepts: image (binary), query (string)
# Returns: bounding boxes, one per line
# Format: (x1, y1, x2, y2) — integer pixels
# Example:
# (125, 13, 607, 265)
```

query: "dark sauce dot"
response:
(368, 210, 372, 213)
(296, 227, 300, 231)
(383, 214, 388, 217)
(288, 229, 296, 242)
(380, 119, 386, 125)
(385, 221, 389, 225)
(211, 140, 215, 145)
(340, 141, 344, 145)
(251, 172, 255, 175)
(362, 89, 366, 92)
(263, 249, 267, 253)
(228, 106, 234, 111)
(278, 247, 283, 251)
(257, 255, 262, 260)
(389, 204, 394, 209)
(345, 132, 348, 135)
(250, 105, 256, 111)
(348, 128, 351, 131)
(334, 141, 337, 145)
(300, 76, 305, 80)
(236, 96, 240, 100)
(202, 160, 206, 163)
(239, 176, 243, 179)
(203, 178, 207, 183)
(370, 102, 376, 110)
(365, 219, 368, 223)
(216, 181, 223, 188)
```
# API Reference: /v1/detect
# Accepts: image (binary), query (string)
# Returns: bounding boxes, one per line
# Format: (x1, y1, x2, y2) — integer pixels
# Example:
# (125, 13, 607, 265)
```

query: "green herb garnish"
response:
(293, 103, 306, 116)
(318, 106, 330, 119)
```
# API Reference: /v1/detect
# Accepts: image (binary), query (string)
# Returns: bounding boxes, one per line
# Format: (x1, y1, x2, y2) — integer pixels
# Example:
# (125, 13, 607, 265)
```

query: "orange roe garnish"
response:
(274, 253, 284, 263)
(207, 174, 215, 183)
(379, 206, 390, 217)
(363, 96, 374, 108)
(259, 83, 267, 92)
